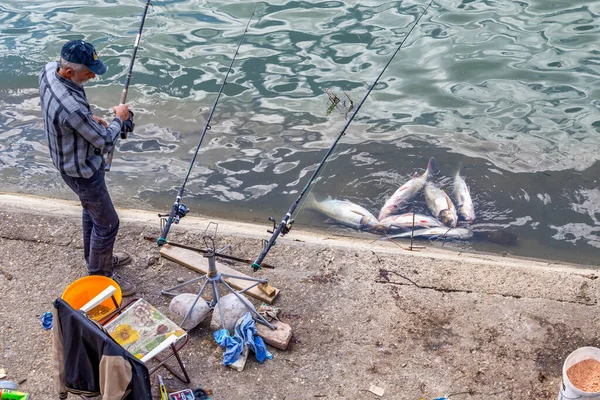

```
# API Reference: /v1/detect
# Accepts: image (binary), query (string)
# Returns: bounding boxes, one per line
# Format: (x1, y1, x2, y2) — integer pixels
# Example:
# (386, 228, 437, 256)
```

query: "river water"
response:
(1, 0, 599, 266)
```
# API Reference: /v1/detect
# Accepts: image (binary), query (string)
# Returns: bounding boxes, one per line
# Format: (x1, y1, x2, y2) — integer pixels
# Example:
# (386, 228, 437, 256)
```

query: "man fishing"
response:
(39, 40, 136, 295)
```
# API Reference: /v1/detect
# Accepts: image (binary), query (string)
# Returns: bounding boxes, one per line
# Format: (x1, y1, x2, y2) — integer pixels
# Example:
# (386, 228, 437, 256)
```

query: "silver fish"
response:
(385, 227, 473, 240)
(305, 193, 379, 231)
(453, 171, 475, 222)
(370, 213, 442, 234)
(378, 157, 437, 220)
(424, 183, 458, 228)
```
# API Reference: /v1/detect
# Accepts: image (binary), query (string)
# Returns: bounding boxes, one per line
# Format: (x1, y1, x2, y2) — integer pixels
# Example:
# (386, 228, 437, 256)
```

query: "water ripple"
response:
(1, 0, 600, 264)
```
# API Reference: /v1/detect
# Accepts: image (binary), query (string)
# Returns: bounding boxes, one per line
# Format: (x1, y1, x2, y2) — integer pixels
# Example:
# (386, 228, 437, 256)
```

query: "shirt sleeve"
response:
(63, 105, 123, 155)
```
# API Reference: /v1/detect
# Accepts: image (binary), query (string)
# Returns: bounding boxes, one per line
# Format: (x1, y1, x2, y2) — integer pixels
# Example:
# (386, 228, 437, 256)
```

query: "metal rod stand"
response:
(161, 248, 276, 331)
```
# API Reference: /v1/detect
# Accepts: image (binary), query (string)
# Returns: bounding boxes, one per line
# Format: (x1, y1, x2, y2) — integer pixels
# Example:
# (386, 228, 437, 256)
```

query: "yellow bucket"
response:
(62, 276, 122, 321)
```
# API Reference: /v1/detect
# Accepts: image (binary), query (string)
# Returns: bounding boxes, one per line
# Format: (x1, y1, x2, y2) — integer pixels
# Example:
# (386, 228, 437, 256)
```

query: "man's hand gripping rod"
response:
(105, 0, 152, 171)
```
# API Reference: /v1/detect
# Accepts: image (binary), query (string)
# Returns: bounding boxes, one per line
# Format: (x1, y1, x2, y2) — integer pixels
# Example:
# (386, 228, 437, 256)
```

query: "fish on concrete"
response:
(305, 193, 379, 231)
(370, 213, 442, 234)
(385, 227, 473, 240)
(378, 157, 437, 220)
(424, 182, 458, 228)
(454, 171, 475, 222)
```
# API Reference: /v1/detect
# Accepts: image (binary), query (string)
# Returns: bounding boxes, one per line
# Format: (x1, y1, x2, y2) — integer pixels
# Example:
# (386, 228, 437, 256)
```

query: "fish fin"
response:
(389, 223, 411, 231)
(350, 209, 368, 217)
(441, 189, 454, 210)
(425, 157, 438, 178)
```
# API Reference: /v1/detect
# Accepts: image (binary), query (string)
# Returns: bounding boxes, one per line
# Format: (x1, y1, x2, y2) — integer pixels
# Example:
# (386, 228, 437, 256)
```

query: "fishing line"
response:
(252, 0, 436, 270)
(105, 0, 153, 171)
(157, 2, 259, 245)
(433, 226, 453, 246)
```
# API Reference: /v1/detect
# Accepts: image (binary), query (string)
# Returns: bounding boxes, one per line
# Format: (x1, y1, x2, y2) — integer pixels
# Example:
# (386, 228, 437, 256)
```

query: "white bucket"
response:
(558, 347, 600, 399)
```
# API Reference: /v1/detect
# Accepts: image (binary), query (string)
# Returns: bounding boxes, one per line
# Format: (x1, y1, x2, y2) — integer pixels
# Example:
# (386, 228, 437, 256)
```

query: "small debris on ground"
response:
(257, 304, 281, 322)
(0, 267, 13, 280)
(368, 384, 385, 397)
(228, 346, 249, 372)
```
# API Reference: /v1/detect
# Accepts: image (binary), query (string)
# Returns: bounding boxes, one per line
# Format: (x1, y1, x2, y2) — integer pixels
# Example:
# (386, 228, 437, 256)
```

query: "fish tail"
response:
(304, 191, 319, 210)
(455, 161, 463, 180)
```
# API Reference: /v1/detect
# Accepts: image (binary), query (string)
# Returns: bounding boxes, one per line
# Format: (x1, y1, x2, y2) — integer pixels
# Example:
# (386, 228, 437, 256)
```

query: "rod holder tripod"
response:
(161, 223, 276, 331)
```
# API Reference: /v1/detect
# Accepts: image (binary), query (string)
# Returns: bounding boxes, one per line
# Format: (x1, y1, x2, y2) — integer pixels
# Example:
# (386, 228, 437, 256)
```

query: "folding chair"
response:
(54, 283, 191, 399)
(80, 285, 191, 384)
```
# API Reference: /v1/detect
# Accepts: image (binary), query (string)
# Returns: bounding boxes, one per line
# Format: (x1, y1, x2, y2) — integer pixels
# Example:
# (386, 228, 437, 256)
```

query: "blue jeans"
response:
(61, 167, 119, 277)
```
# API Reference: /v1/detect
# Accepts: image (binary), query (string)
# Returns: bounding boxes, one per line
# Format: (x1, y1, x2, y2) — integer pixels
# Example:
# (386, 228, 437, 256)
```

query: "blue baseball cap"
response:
(61, 40, 107, 75)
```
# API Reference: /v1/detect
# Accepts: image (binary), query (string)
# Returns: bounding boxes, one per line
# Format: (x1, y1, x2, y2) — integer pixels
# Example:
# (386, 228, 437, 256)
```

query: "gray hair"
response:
(60, 58, 86, 72)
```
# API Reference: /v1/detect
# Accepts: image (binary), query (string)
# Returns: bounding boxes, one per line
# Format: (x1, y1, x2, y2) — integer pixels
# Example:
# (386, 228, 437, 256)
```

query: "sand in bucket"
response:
(568, 359, 600, 393)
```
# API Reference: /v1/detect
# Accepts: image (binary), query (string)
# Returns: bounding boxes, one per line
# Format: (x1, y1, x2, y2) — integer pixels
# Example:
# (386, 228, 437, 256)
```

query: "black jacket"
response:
(52, 298, 152, 399)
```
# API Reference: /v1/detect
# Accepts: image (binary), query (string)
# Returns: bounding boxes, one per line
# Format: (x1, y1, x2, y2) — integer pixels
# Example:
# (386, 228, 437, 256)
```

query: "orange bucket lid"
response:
(62, 275, 123, 321)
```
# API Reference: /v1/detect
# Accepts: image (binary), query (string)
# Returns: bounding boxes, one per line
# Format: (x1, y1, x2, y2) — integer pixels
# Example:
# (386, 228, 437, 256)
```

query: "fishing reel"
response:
(172, 203, 189, 224)
(120, 110, 135, 139)
(158, 203, 189, 228)
(267, 217, 294, 236)
(282, 219, 294, 235)
(157, 202, 189, 245)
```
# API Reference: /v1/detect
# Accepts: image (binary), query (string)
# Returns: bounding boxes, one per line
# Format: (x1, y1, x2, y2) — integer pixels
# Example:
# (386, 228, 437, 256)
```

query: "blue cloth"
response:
(61, 167, 119, 276)
(213, 312, 273, 366)
(41, 311, 53, 330)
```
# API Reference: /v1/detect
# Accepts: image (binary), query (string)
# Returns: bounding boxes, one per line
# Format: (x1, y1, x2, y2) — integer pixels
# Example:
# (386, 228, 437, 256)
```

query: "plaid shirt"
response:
(39, 61, 122, 178)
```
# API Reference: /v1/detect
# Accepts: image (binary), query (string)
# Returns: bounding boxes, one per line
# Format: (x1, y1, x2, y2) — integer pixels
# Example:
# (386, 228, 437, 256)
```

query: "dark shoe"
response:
(113, 252, 132, 268)
(112, 274, 136, 297)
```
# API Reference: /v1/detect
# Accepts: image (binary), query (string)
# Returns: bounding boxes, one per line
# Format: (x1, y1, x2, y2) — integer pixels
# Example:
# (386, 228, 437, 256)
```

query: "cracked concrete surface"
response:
(0, 193, 599, 399)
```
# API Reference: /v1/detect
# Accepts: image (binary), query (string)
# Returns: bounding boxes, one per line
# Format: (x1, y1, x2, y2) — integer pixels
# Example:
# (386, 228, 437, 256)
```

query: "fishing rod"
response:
(251, 0, 435, 270)
(157, 3, 258, 246)
(105, 0, 152, 171)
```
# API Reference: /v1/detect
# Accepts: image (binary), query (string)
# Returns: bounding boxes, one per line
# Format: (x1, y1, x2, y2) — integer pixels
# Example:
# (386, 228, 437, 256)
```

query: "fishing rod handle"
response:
(253, 187, 302, 268)
(119, 89, 128, 105)
(105, 104, 129, 171)
(157, 204, 179, 246)
(105, 147, 116, 171)
(252, 214, 291, 269)
(118, 100, 130, 139)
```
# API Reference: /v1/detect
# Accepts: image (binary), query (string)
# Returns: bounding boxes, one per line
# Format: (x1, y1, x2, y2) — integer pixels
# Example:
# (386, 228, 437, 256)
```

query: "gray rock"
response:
(228, 345, 249, 372)
(169, 293, 210, 331)
(210, 293, 255, 332)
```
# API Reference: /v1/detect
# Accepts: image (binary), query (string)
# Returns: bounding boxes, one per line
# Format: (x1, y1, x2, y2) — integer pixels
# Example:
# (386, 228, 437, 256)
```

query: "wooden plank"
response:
(159, 245, 280, 304)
